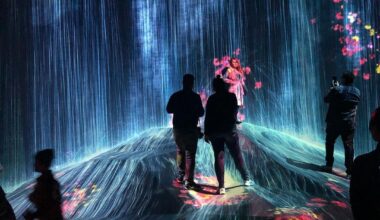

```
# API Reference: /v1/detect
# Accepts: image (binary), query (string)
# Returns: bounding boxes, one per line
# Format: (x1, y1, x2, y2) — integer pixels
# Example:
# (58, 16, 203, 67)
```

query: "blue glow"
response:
(0, 0, 379, 197)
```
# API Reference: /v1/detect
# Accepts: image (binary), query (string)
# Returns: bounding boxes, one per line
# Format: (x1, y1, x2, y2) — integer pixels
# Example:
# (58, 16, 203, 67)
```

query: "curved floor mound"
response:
(9, 123, 352, 220)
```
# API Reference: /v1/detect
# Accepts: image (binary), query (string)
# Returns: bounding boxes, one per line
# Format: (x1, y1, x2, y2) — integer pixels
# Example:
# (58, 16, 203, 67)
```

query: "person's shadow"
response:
(286, 158, 347, 178)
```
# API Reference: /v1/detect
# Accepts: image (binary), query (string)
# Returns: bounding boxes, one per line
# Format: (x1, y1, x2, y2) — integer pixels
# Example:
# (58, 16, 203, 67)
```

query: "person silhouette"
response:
(166, 74, 204, 190)
(204, 76, 253, 195)
(322, 71, 360, 177)
(0, 164, 16, 220)
(24, 149, 63, 220)
(350, 107, 380, 220)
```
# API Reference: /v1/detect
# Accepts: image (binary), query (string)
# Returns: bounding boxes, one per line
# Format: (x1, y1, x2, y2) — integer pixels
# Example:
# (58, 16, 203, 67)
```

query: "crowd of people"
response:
(167, 70, 379, 219)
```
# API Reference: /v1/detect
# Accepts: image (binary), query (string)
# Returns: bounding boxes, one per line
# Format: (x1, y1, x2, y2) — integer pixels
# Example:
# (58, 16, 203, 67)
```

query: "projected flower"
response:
(363, 73, 370, 80)
(272, 207, 319, 220)
(331, 0, 379, 80)
(61, 183, 100, 216)
(255, 81, 263, 89)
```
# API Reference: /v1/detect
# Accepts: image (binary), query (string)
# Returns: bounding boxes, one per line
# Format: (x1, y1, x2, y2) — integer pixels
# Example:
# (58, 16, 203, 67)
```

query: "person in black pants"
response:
(166, 74, 204, 190)
(204, 75, 253, 195)
(322, 72, 360, 177)
(350, 107, 380, 220)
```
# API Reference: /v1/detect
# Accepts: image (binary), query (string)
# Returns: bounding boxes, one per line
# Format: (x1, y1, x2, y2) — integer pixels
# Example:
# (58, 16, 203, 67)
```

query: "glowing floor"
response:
(8, 123, 353, 219)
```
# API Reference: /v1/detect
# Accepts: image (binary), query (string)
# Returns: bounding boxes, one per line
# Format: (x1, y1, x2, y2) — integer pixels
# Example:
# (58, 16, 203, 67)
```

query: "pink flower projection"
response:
(359, 58, 368, 65)
(332, 24, 344, 32)
(255, 81, 262, 89)
(213, 55, 232, 76)
(233, 48, 241, 56)
(335, 12, 344, 20)
(331, 0, 380, 81)
(353, 68, 359, 76)
(363, 73, 370, 80)
(62, 183, 100, 217)
(244, 66, 251, 74)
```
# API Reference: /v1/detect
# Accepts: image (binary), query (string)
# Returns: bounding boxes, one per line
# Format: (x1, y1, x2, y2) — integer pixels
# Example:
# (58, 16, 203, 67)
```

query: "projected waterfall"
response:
(0, 0, 379, 219)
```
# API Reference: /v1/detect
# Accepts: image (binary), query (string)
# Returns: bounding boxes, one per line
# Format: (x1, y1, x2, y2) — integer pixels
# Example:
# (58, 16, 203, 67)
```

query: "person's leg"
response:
(173, 129, 186, 181)
(210, 137, 225, 188)
(225, 132, 249, 181)
(341, 128, 355, 174)
(184, 131, 198, 183)
(325, 124, 340, 168)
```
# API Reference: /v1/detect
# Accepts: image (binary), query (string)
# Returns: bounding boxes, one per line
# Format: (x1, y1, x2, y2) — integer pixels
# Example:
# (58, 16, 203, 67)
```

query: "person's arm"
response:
(324, 89, 339, 103)
(29, 180, 50, 218)
(204, 98, 214, 136)
(350, 157, 367, 219)
(224, 78, 239, 85)
(224, 69, 239, 85)
(349, 88, 360, 104)
(196, 95, 205, 117)
(166, 94, 176, 113)
(231, 94, 238, 115)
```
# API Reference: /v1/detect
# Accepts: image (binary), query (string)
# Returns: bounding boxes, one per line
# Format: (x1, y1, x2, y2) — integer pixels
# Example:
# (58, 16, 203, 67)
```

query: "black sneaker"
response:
(185, 181, 202, 191)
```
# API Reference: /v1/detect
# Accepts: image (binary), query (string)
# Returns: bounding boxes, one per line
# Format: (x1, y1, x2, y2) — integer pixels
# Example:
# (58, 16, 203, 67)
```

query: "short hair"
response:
(341, 71, 355, 84)
(213, 75, 227, 93)
(35, 149, 54, 168)
(183, 74, 194, 89)
(369, 107, 380, 131)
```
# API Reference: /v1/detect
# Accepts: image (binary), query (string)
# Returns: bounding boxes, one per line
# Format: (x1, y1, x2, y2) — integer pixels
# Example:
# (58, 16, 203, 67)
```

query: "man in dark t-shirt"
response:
(166, 74, 204, 190)
(323, 72, 360, 176)
(204, 76, 252, 195)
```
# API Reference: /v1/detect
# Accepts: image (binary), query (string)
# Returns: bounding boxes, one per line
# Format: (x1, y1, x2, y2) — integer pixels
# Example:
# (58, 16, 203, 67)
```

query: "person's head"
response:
(229, 58, 240, 69)
(34, 149, 54, 172)
(369, 107, 380, 142)
(341, 71, 355, 85)
(212, 75, 227, 93)
(182, 74, 194, 90)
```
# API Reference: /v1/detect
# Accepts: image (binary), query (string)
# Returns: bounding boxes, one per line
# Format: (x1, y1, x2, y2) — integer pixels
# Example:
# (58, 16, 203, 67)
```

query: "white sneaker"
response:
(217, 187, 225, 195)
(244, 179, 254, 186)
